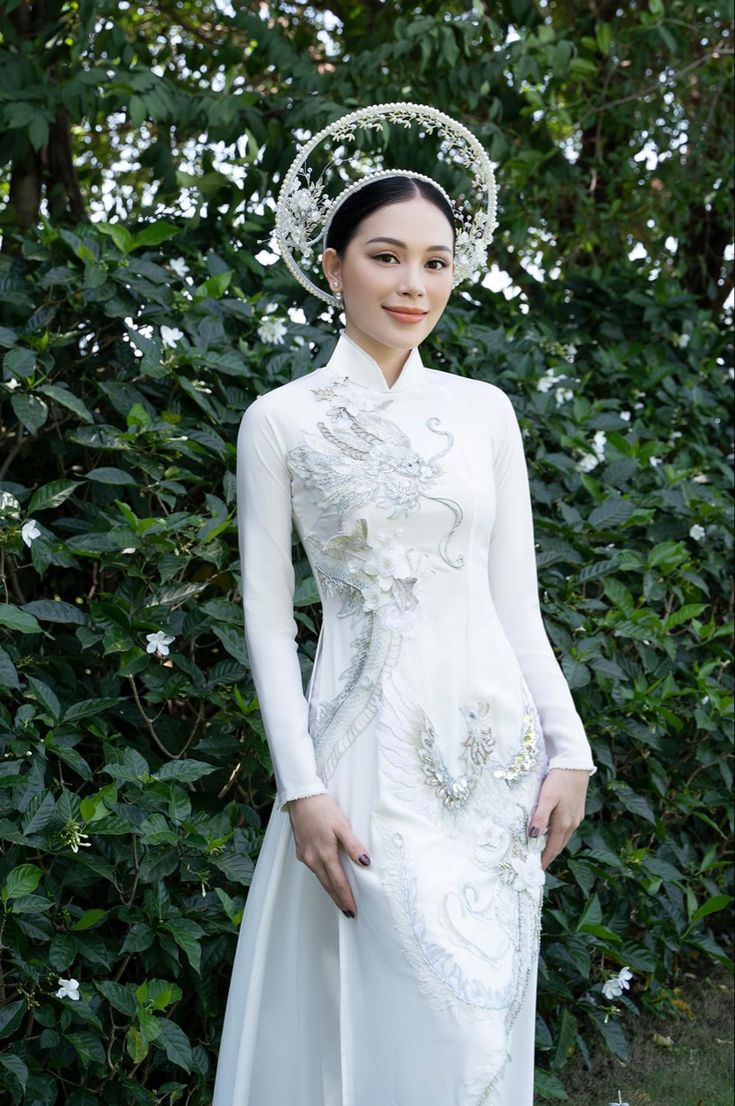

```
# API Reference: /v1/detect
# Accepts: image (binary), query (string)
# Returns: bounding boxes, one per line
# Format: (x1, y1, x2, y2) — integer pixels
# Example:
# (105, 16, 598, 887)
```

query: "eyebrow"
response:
(364, 236, 453, 254)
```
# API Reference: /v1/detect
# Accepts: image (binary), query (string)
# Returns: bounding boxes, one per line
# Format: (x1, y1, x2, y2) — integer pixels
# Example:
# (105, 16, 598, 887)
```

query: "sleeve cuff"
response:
(276, 782, 329, 813)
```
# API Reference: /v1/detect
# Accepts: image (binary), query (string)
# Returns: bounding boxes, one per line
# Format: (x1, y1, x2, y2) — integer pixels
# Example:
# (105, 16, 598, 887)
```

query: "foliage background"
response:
(0, 1, 733, 1103)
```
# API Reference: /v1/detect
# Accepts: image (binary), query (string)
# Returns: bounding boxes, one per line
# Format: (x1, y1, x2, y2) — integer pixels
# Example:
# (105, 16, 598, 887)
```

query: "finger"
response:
(528, 798, 556, 839)
(321, 859, 357, 917)
(336, 825, 372, 868)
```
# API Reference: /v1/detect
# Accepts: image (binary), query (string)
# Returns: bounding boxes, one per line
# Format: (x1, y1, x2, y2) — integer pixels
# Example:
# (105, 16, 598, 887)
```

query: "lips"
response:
(383, 307, 428, 319)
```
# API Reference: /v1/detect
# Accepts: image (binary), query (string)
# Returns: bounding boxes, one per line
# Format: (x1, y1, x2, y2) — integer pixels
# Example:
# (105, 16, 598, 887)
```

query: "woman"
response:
(213, 107, 595, 1106)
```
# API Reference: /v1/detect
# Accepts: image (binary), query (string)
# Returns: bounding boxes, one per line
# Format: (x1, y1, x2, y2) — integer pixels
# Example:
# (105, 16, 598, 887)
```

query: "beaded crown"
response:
(273, 102, 498, 307)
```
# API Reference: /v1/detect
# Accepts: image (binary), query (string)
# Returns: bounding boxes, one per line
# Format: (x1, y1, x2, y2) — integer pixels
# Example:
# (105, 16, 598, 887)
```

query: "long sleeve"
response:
(236, 397, 328, 811)
(487, 391, 596, 774)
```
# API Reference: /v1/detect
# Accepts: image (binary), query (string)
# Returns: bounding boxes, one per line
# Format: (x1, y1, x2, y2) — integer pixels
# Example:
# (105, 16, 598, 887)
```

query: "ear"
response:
(321, 246, 342, 289)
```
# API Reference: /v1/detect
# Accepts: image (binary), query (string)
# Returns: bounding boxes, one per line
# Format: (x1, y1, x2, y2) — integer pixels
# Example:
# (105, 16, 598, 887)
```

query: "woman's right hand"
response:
(284, 793, 371, 918)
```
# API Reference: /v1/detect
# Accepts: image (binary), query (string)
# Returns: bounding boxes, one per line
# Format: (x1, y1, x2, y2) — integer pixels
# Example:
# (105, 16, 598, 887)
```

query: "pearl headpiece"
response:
(274, 102, 498, 307)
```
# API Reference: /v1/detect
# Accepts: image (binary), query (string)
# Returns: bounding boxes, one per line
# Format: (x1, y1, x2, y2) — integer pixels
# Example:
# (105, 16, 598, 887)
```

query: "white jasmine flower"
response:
(669, 430, 683, 440)
(510, 854, 546, 894)
(692, 473, 709, 483)
(146, 630, 176, 657)
(620, 410, 631, 422)
(592, 430, 607, 459)
(602, 965, 633, 1000)
(649, 456, 663, 467)
(21, 519, 41, 546)
(55, 978, 80, 1001)
(260, 301, 279, 315)
(562, 343, 577, 362)
(537, 369, 565, 393)
(192, 379, 213, 394)
(257, 317, 288, 345)
(689, 523, 706, 541)
(161, 325, 184, 348)
(169, 257, 189, 279)
(674, 332, 690, 348)
(121, 547, 136, 554)
(555, 386, 574, 407)
(577, 453, 600, 473)
(5, 377, 21, 391)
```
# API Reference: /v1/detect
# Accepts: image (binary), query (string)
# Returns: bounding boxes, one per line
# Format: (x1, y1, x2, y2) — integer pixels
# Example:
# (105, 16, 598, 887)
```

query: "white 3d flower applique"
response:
(509, 853, 546, 894)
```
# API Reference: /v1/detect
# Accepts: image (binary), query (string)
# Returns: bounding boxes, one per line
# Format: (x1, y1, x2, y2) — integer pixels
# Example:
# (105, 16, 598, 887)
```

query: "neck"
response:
(343, 321, 413, 388)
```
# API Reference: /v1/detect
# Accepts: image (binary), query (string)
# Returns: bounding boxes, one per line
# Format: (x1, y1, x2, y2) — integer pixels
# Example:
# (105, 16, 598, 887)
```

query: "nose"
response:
(396, 261, 426, 298)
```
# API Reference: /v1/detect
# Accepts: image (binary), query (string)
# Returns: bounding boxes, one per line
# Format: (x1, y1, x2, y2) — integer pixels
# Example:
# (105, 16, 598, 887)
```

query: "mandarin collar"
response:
(323, 329, 426, 394)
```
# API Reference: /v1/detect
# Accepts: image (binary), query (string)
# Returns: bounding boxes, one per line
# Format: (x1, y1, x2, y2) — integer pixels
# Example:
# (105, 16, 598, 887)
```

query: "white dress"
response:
(213, 330, 595, 1106)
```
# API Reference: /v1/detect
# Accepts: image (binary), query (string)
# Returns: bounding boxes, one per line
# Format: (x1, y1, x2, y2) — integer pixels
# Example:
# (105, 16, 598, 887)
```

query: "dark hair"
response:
(324, 175, 456, 257)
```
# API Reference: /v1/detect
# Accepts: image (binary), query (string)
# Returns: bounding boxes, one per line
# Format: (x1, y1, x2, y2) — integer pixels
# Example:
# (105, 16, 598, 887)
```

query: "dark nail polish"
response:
(358, 853, 371, 867)
(342, 909, 355, 919)
(530, 826, 540, 839)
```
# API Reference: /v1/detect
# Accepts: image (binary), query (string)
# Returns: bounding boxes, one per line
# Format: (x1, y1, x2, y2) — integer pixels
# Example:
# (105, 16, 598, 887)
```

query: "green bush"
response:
(1, 1, 732, 1102)
(0, 218, 731, 1105)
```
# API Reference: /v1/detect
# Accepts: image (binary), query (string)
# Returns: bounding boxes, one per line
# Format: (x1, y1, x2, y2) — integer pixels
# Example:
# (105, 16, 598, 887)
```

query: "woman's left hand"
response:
(528, 768, 590, 870)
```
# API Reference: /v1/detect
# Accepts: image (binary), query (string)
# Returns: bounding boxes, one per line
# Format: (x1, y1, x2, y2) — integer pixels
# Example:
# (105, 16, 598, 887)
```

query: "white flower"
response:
(169, 257, 189, 279)
(649, 456, 663, 467)
(562, 343, 577, 362)
(55, 978, 80, 1001)
(577, 453, 600, 473)
(689, 523, 706, 541)
(192, 379, 213, 394)
(555, 387, 574, 407)
(161, 325, 184, 348)
(537, 369, 565, 393)
(258, 317, 288, 345)
(510, 854, 546, 894)
(260, 301, 279, 315)
(146, 630, 176, 657)
(602, 966, 633, 1000)
(121, 547, 136, 554)
(620, 410, 631, 422)
(592, 430, 607, 459)
(5, 377, 21, 391)
(674, 332, 690, 348)
(21, 519, 41, 546)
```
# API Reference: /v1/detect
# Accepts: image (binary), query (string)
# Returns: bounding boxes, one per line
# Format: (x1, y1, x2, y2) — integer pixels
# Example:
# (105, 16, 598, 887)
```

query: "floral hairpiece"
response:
(274, 102, 498, 307)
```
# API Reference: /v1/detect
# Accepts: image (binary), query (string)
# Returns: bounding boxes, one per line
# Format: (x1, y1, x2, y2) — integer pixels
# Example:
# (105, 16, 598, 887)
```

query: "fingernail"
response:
(358, 853, 371, 866)
(342, 910, 355, 919)
(529, 826, 540, 838)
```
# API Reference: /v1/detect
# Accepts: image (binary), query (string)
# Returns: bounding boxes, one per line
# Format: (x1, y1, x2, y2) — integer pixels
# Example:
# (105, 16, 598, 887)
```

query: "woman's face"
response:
(321, 196, 455, 360)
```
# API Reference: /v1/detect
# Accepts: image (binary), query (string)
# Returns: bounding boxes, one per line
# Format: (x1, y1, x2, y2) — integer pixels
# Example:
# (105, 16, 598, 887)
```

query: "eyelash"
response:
(372, 252, 449, 270)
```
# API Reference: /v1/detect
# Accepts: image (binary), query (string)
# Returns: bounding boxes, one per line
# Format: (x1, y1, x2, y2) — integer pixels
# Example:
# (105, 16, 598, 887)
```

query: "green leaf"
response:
(98, 223, 134, 253)
(21, 791, 56, 835)
(0, 646, 20, 690)
(155, 1017, 193, 1072)
(534, 1067, 568, 1100)
(3, 346, 35, 377)
(22, 600, 87, 625)
(11, 392, 48, 434)
(2, 864, 42, 901)
(130, 221, 180, 250)
(688, 894, 734, 927)
(27, 675, 61, 719)
(96, 980, 138, 1016)
(154, 759, 217, 783)
(0, 1001, 25, 1041)
(28, 480, 83, 512)
(37, 384, 95, 423)
(0, 1052, 29, 1090)
(49, 933, 77, 972)
(71, 909, 108, 932)
(164, 916, 204, 970)
(85, 466, 137, 484)
(0, 606, 42, 632)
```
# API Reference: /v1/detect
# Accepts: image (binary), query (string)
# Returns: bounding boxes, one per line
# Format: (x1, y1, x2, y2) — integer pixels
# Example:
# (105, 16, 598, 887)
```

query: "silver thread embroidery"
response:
(287, 372, 464, 568)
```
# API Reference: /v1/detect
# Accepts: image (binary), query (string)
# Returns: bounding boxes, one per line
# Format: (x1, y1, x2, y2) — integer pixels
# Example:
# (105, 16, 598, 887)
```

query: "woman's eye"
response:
(374, 253, 397, 263)
(372, 253, 449, 270)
